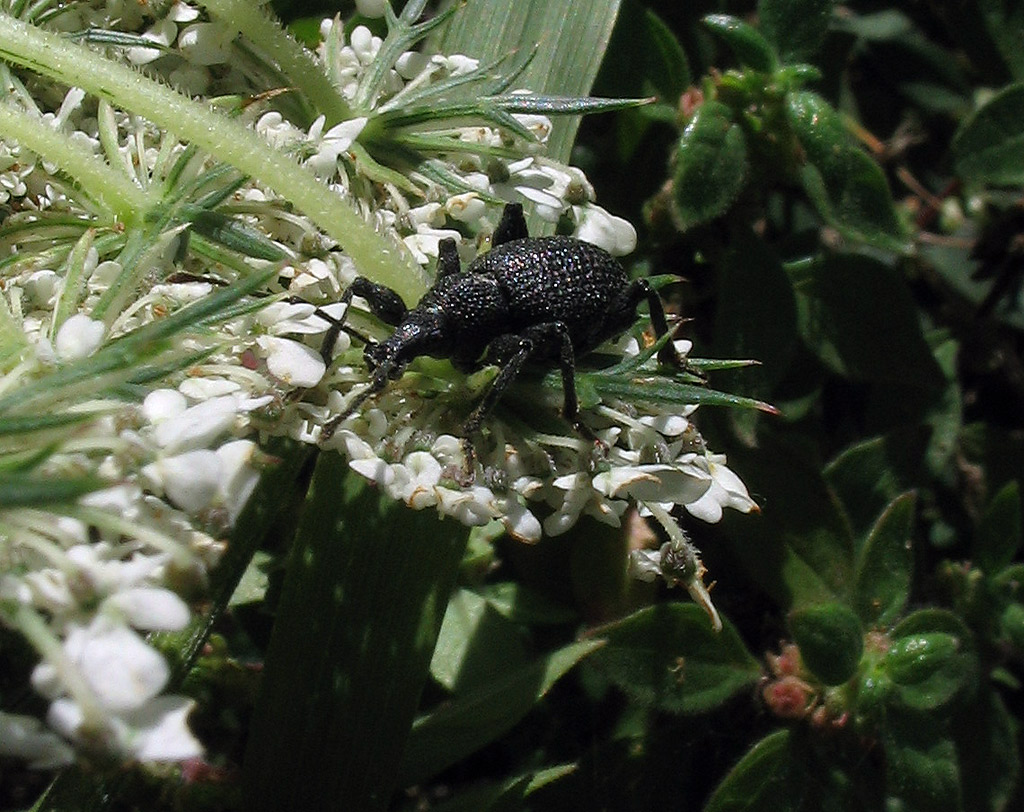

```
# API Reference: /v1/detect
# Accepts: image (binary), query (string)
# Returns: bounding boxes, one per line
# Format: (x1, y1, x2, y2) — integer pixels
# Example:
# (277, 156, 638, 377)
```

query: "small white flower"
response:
(445, 192, 487, 223)
(574, 205, 638, 255)
(32, 619, 169, 712)
(683, 455, 758, 522)
(128, 18, 176, 65)
(143, 389, 188, 423)
(105, 587, 191, 632)
(54, 314, 105, 360)
(257, 336, 327, 387)
(177, 22, 236, 66)
(142, 449, 222, 513)
(152, 395, 239, 452)
(114, 695, 203, 762)
(216, 439, 262, 522)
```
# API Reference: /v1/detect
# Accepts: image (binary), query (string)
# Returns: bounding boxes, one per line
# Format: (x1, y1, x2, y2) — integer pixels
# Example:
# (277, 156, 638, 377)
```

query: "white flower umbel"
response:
(0, 0, 764, 772)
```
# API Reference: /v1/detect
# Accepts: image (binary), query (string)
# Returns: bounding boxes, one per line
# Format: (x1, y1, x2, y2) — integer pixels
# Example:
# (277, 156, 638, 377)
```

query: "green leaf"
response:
(974, 480, 1022, 573)
(703, 14, 778, 73)
(888, 610, 979, 712)
(586, 604, 761, 714)
(0, 473, 105, 507)
(790, 254, 944, 390)
(824, 435, 923, 544)
(705, 730, 799, 812)
(853, 492, 915, 628)
(429, 587, 529, 692)
(479, 581, 578, 626)
(758, 0, 835, 63)
(953, 83, 1024, 184)
(722, 438, 855, 609)
(398, 638, 603, 785)
(671, 100, 749, 230)
(428, 764, 577, 812)
(788, 603, 864, 685)
(433, 0, 621, 167)
(786, 91, 907, 251)
(242, 460, 469, 812)
(883, 712, 962, 812)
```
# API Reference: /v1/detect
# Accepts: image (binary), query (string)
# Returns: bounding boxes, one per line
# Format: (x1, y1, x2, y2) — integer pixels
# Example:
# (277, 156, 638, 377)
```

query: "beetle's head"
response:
(364, 308, 448, 387)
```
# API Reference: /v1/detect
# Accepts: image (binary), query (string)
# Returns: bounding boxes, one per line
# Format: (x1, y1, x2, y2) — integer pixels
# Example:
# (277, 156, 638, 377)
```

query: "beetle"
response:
(319, 202, 679, 470)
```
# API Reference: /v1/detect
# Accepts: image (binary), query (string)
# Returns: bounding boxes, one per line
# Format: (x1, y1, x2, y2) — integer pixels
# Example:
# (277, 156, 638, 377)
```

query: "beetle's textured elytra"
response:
(320, 203, 679, 472)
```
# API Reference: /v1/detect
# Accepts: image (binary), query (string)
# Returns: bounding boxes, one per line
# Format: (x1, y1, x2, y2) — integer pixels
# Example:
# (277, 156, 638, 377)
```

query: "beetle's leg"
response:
(316, 277, 409, 362)
(621, 279, 682, 367)
(437, 238, 461, 279)
(460, 322, 598, 477)
(492, 202, 529, 246)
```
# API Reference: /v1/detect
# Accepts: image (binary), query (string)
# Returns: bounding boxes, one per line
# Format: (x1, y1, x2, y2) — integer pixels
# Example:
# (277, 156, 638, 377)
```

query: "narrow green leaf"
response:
(575, 372, 778, 413)
(243, 459, 469, 812)
(758, 0, 835, 63)
(671, 100, 749, 230)
(0, 473, 105, 507)
(705, 730, 798, 812)
(953, 83, 1024, 184)
(974, 480, 1022, 573)
(433, 0, 621, 167)
(189, 210, 286, 261)
(788, 603, 864, 685)
(586, 604, 761, 714)
(398, 638, 603, 785)
(853, 492, 915, 627)
(703, 14, 778, 72)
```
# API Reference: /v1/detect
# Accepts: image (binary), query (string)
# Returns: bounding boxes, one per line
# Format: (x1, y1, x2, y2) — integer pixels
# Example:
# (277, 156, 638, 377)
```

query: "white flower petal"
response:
(259, 336, 326, 387)
(54, 314, 104, 360)
(105, 587, 191, 631)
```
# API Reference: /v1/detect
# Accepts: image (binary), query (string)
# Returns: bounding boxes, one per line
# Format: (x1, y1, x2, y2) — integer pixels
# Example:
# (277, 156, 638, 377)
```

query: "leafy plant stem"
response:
(0, 13, 427, 303)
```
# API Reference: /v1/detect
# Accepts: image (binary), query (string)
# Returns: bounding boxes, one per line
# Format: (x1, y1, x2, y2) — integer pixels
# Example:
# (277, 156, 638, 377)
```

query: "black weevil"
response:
(319, 203, 679, 469)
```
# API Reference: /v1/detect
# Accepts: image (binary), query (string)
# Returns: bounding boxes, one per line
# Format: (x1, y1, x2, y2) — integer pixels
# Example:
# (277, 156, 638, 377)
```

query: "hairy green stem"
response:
(0, 13, 427, 302)
(200, 0, 352, 126)
(0, 100, 151, 222)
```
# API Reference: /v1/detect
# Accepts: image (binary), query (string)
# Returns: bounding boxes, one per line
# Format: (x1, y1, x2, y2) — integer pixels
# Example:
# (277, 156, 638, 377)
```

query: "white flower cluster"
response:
(0, 0, 759, 772)
(0, 285, 272, 766)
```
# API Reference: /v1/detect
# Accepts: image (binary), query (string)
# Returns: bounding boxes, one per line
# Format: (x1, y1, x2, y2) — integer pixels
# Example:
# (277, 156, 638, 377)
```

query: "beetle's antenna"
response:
(319, 385, 377, 442)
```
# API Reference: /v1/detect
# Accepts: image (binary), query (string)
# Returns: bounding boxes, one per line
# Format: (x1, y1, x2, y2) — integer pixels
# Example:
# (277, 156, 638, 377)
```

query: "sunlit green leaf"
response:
(786, 91, 907, 251)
